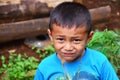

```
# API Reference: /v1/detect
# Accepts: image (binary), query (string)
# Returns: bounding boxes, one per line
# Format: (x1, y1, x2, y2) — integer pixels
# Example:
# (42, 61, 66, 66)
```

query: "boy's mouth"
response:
(63, 53, 74, 57)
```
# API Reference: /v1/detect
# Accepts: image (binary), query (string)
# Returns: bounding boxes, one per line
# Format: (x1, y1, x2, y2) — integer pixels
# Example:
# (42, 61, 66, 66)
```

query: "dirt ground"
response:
(0, 0, 120, 79)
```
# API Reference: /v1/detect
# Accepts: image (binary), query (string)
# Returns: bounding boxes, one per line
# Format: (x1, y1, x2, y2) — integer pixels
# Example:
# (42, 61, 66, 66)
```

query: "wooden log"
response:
(90, 5, 111, 24)
(0, 18, 49, 43)
(0, 0, 73, 24)
(74, 0, 83, 4)
(0, 5, 111, 43)
(0, 2, 51, 20)
(0, 0, 20, 5)
(0, 2, 111, 24)
(40, 0, 73, 8)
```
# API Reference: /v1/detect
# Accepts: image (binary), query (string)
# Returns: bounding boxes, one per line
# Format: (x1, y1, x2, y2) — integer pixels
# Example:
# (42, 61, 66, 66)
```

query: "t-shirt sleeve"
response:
(101, 58, 119, 80)
(34, 68, 44, 80)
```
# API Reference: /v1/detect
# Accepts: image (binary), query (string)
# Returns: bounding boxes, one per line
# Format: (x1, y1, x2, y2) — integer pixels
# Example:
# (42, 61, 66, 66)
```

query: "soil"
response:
(0, 0, 120, 79)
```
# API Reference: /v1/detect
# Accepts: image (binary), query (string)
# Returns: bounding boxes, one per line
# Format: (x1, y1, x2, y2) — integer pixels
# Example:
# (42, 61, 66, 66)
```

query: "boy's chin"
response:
(63, 57, 79, 63)
(57, 53, 79, 63)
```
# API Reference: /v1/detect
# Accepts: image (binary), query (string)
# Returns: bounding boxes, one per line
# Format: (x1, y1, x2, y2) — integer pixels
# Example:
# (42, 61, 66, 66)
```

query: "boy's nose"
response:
(64, 42, 73, 51)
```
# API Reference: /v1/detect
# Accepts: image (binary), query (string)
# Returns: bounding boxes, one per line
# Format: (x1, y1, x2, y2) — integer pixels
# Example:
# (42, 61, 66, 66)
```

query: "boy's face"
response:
(48, 24, 93, 63)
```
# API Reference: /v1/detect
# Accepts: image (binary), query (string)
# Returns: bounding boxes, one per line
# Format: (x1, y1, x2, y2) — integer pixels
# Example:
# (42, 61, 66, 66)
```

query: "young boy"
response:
(34, 2, 119, 80)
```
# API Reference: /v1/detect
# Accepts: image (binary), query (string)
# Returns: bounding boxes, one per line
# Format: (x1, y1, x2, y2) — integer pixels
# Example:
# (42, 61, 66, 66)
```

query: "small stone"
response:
(8, 49, 16, 53)
(117, 12, 120, 16)
(111, 0, 116, 2)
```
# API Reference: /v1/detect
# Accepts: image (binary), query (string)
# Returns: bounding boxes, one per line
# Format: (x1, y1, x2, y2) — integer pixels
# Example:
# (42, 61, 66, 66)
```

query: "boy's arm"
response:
(34, 68, 44, 80)
(101, 59, 119, 80)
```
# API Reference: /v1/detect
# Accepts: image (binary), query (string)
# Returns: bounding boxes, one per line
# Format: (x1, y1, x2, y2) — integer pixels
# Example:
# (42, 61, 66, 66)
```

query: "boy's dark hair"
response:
(49, 2, 92, 34)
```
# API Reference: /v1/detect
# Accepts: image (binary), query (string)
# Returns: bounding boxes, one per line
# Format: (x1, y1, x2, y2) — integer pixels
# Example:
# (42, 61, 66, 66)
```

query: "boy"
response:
(34, 2, 119, 80)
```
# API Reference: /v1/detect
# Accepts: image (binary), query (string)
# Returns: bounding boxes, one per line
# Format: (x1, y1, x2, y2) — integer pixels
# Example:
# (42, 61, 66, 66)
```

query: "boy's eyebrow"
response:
(55, 35, 65, 37)
(72, 36, 81, 38)
(55, 35, 82, 38)
(71, 36, 83, 39)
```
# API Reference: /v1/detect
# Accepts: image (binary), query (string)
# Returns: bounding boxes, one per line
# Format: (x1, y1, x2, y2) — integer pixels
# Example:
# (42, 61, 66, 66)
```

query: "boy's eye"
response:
(73, 39, 81, 43)
(56, 38, 64, 42)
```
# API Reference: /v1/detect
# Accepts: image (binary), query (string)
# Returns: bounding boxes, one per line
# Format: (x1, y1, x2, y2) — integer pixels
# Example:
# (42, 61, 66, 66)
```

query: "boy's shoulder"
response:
(85, 48, 107, 60)
(86, 48, 106, 56)
(38, 53, 60, 68)
(41, 53, 57, 63)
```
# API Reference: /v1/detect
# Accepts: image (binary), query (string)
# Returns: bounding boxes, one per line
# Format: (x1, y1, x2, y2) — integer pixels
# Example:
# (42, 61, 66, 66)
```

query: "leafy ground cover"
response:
(0, 44, 55, 80)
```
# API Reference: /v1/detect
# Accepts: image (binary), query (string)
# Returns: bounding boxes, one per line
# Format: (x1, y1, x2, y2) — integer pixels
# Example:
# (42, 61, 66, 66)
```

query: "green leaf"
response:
(36, 49, 41, 54)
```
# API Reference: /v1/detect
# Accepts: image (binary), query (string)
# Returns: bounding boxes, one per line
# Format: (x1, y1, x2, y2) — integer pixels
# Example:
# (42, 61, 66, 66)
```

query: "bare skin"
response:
(48, 23, 93, 63)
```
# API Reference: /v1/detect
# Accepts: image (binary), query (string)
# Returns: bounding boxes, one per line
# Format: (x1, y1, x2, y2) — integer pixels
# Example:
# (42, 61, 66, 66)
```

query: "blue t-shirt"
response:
(34, 48, 119, 80)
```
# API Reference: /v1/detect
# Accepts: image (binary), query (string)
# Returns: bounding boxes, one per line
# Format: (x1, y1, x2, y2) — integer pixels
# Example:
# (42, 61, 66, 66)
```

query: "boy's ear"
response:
(47, 29, 53, 41)
(87, 31, 94, 42)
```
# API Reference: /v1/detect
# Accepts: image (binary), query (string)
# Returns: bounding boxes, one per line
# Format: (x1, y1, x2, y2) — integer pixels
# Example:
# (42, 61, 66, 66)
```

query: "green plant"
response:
(0, 53, 39, 80)
(87, 29, 120, 72)
(32, 45, 55, 59)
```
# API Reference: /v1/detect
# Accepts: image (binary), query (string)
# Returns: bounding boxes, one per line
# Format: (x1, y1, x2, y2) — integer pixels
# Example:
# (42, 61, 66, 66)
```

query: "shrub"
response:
(0, 53, 39, 80)
(87, 29, 120, 72)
